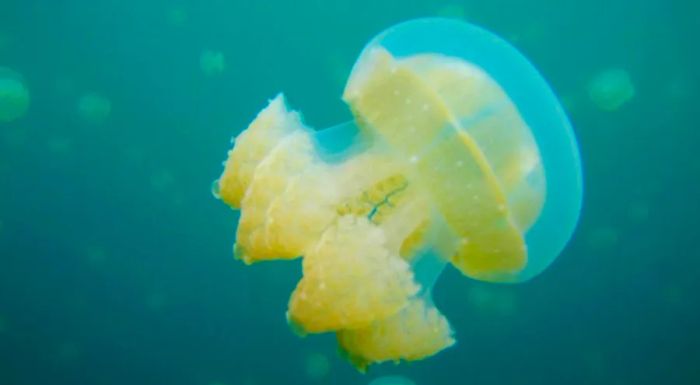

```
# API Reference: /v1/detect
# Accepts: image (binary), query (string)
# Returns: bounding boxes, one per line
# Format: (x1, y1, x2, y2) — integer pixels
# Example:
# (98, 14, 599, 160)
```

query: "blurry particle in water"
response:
(627, 201, 649, 223)
(368, 376, 416, 385)
(84, 245, 108, 267)
(151, 169, 175, 192)
(585, 226, 619, 250)
(200, 50, 226, 76)
(56, 341, 81, 364)
(466, 284, 517, 316)
(664, 75, 692, 102)
(510, 22, 547, 46)
(47, 136, 74, 155)
(587, 68, 635, 111)
(77, 92, 112, 123)
(0, 67, 30, 123)
(304, 352, 330, 381)
(435, 4, 467, 19)
(167, 5, 188, 26)
(123, 145, 146, 165)
(146, 291, 169, 311)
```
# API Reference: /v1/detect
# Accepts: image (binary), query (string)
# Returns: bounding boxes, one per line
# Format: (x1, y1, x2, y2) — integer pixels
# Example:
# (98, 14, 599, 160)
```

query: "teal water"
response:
(0, 1, 697, 385)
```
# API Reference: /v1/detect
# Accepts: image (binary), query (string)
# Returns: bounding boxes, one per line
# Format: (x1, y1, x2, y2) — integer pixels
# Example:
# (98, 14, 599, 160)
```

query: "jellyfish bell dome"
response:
(337, 18, 584, 283)
(0, 67, 30, 123)
(215, 18, 582, 369)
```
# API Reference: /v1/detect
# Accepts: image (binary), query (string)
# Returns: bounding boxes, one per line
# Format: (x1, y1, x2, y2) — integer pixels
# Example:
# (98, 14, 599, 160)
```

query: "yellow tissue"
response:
(216, 47, 545, 369)
(344, 48, 542, 282)
(337, 298, 454, 371)
(218, 95, 301, 209)
(288, 216, 418, 333)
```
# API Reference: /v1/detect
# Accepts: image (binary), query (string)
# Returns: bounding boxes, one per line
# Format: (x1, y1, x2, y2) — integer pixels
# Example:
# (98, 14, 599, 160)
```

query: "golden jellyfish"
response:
(215, 18, 582, 370)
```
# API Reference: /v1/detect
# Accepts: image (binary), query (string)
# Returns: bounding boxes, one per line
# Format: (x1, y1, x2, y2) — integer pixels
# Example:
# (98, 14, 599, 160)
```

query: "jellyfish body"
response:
(216, 18, 582, 370)
(0, 67, 29, 123)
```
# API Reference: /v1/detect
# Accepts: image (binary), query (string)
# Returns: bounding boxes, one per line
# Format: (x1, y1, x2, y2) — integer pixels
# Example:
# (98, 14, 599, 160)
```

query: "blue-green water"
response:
(0, 1, 697, 384)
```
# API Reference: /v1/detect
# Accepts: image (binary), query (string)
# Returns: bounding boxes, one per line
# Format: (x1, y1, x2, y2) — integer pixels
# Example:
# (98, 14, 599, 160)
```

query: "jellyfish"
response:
(0, 67, 30, 123)
(215, 18, 582, 370)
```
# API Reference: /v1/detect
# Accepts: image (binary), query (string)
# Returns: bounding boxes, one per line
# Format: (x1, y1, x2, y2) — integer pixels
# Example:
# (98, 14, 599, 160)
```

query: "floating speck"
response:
(47, 136, 73, 154)
(588, 68, 635, 111)
(166, 5, 188, 26)
(586, 226, 619, 250)
(435, 4, 467, 19)
(150, 169, 175, 192)
(56, 341, 81, 364)
(147, 291, 169, 311)
(77, 92, 112, 123)
(627, 201, 649, 223)
(0, 67, 29, 122)
(201, 50, 226, 76)
(305, 352, 330, 381)
(84, 245, 108, 266)
(467, 284, 517, 316)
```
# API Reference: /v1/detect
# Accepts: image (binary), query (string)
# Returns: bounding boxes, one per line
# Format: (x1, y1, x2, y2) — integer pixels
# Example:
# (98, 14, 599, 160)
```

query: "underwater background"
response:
(0, 0, 698, 384)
